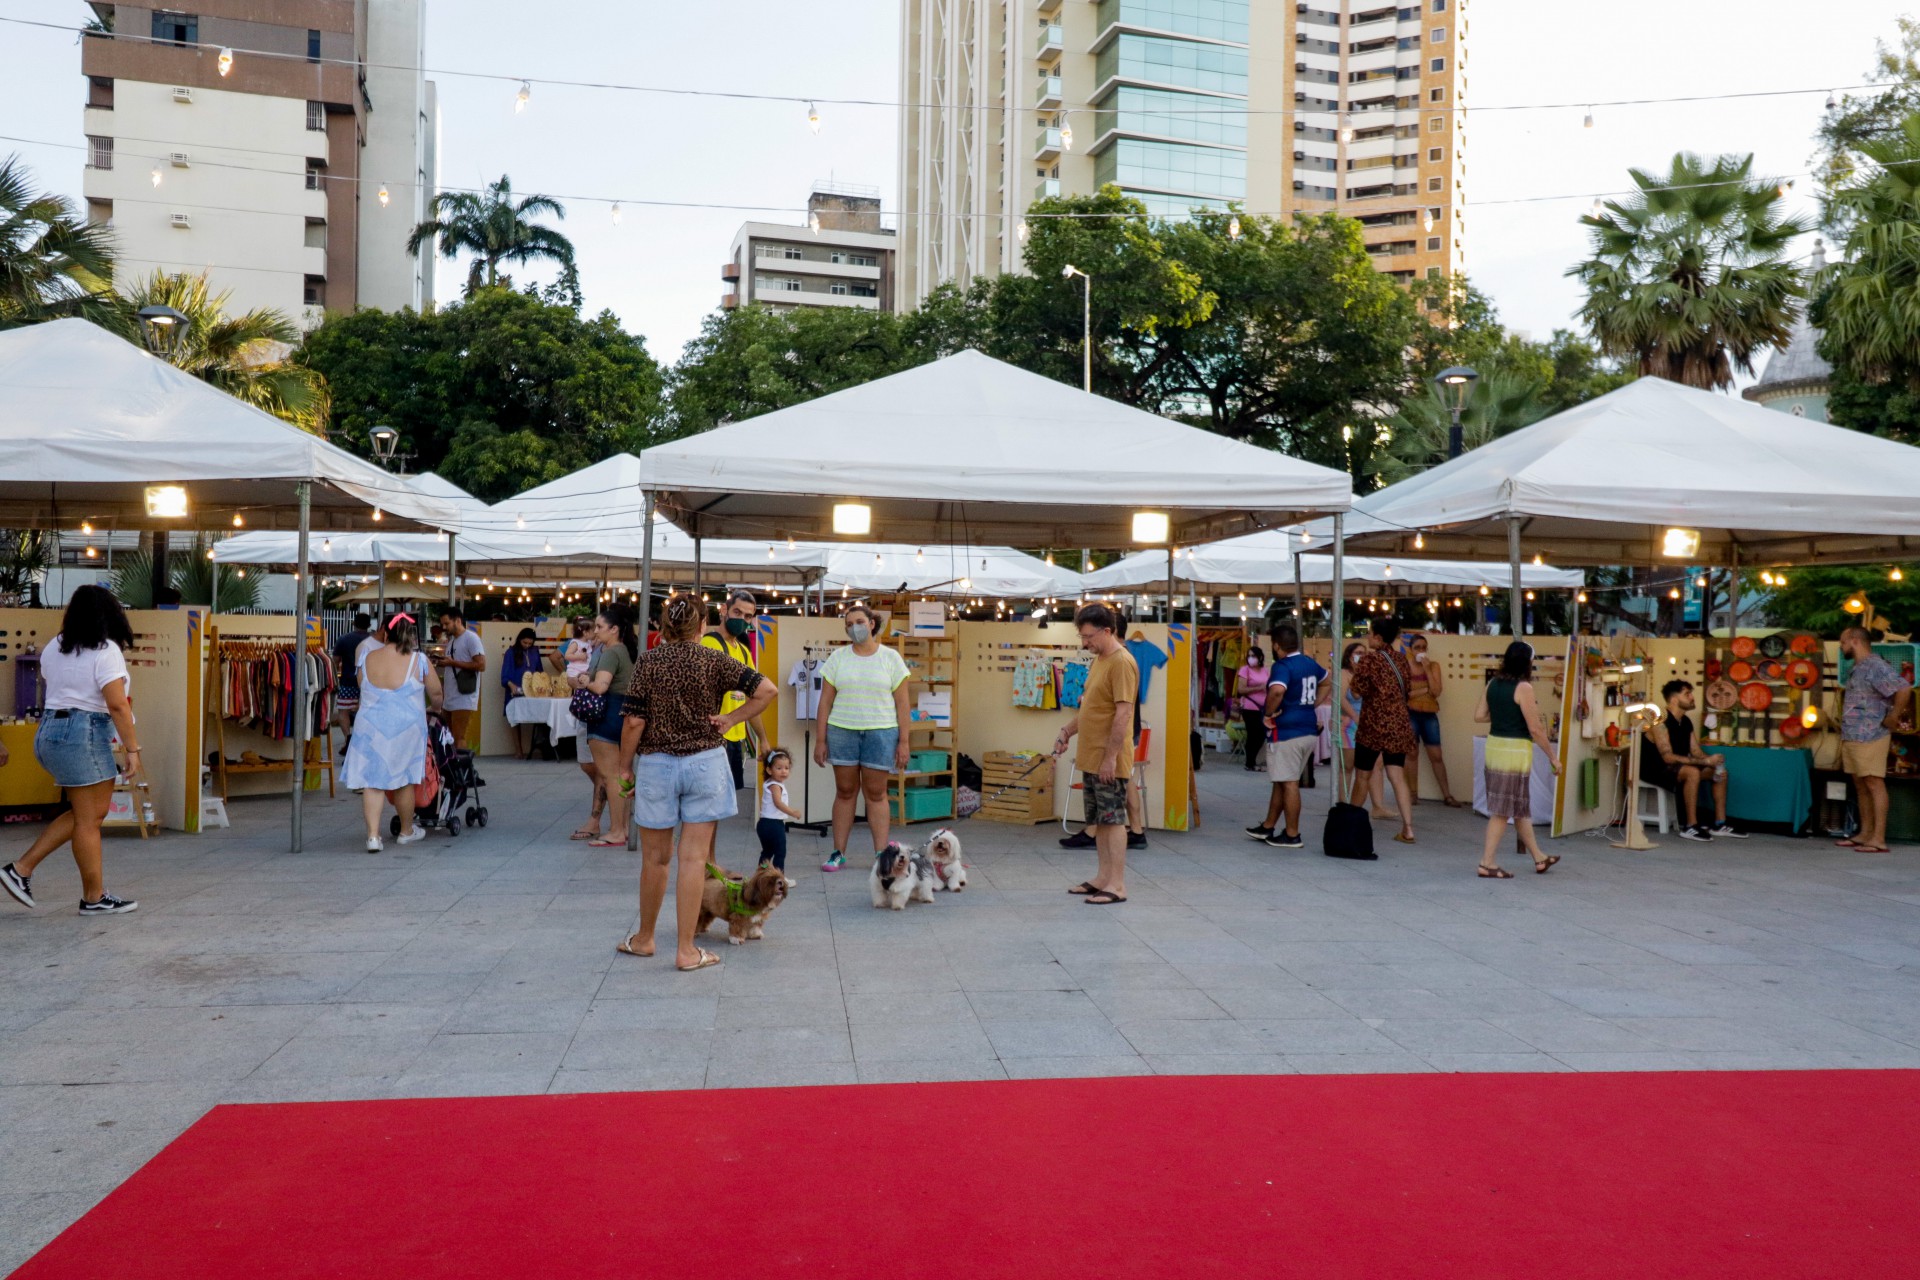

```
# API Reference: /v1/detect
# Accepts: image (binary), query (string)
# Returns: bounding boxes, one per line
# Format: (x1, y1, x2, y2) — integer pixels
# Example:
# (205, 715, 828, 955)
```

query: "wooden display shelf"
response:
(978, 750, 1055, 824)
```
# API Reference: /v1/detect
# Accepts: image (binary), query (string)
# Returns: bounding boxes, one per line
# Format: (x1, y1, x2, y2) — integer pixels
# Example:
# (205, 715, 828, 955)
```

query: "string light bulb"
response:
(1577, 591, 1588, 604)
(1583, 105, 1594, 128)
(372, 508, 382, 521)
(610, 202, 621, 225)
(1590, 197, 1604, 218)
(1059, 116, 1073, 151)
(150, 166, 162, 188)
(1338, 113, 1354, 143)
(916, 548, 925, 563)
(1893, 568, 1905, 582)
(217, 46, 234, 76)
(1227, 215, 1241, 241)
(1414, 532, 1424, 550)
(807, 101, 821, 133)
(516, 80, 531, 112)
(378, 184, 390, 207)
(80, 522, 92, 535)
(1532, 553, 1544, 565)
(808, 211, 821, 235)
(1017, 218, 1030, 244)
(232, 513, 244, 527)
(515, 514, 525, 529)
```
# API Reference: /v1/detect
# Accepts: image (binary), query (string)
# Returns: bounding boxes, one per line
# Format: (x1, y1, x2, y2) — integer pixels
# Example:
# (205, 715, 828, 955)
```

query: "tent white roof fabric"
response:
(1335, 376, 1920, 566)
(636, 349, 1352, 546)
(0, 319, 458, 531)
(812, 543, 1086, 598)
(1083, 529, 1583, 594)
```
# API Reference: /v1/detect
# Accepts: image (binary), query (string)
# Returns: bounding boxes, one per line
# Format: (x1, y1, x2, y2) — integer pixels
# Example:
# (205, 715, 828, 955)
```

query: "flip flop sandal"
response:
(677, 948, 723, 971)
(1442, 798, 1464, 808)
(1854, 845, 1892, 854)
(1534, 855, 1561, 874)
(1083, 892, 1128, 905)
(1477, 866, 1514, 878)
(570, 827, 602, 841)
(1066, 882, 1101, 895)
(587, 837, 625, 848)
(615, 934, 652, 958)
(1834, 839, 1862, 848)
(1393, 833, 1416, 844)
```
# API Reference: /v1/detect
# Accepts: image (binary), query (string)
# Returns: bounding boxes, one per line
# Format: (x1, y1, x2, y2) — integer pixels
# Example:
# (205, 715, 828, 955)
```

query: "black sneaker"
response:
(1244, 824, 1274, 841)
(78, 892, 138, 915)
(1127, 832, 1148, 850)
(1708, 822, 1749, 839)
(1058, 830, 1096, 849)
(1, 863, 34, 909)
(1678, 824, 1713, 842)
(1264, 831, 1305, 850)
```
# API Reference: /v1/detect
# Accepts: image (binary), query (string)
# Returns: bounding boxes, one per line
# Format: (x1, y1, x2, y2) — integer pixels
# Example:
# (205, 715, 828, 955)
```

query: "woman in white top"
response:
(1, 586, 142, 915)
(811, 604, 912, 872)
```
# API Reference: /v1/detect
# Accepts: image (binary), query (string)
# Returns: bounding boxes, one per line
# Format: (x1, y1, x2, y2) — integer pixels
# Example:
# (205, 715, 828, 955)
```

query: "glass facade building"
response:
(1089, 0, 1249, 215)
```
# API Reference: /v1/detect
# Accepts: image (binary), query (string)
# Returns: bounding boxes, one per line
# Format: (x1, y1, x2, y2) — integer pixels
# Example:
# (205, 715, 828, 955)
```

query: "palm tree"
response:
(1568, 152, 1810, 390)
(0, 154, 118, 329)
(121, 271, 330, 433)
(1377, 366, 1552, 484)
(406, 175, 577, 297)
(1815, 112, 1920, 385)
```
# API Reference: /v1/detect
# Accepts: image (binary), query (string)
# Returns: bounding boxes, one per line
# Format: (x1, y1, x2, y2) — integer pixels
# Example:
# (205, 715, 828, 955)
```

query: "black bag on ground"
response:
(1323, 801, 1378, 860)
(957, 754, 983, 791)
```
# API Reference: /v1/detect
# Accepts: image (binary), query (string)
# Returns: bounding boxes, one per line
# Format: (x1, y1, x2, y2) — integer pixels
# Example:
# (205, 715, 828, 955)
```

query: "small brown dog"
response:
(696, 865, 789, 945)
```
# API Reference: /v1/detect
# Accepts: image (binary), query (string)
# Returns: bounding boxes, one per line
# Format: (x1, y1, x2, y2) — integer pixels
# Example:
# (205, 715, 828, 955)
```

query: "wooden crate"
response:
(979, 752, 1055, 824)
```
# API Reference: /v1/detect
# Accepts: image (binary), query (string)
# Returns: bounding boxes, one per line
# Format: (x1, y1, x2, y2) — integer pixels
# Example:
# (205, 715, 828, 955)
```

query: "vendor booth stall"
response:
(1339, 375, 1920, 844)
(0, 319, 459, 851)
(637, 349, 1357, 834)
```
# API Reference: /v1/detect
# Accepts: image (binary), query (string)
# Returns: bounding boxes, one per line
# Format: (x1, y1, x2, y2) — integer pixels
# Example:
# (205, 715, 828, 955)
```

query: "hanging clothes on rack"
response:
(215, 640, 334, 740)
(1012, 652, 1052, 708)
(1060, 653, 1092, 708)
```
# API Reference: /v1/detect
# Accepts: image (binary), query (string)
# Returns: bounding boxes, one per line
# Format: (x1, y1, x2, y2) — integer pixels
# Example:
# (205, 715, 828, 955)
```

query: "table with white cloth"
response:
(1471, 736, 1557, 821)
(505, 696, 585, 744)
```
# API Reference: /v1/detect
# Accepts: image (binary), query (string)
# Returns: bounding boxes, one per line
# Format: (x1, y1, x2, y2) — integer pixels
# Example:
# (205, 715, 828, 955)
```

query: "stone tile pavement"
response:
(4, 749, 1920, 1269)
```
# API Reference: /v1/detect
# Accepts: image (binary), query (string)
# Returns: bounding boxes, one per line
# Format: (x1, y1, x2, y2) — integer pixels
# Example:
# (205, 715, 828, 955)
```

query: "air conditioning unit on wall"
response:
(169, 212, 191, 229)
(169, 151, 190, 167)
(171, 86, 193, 103)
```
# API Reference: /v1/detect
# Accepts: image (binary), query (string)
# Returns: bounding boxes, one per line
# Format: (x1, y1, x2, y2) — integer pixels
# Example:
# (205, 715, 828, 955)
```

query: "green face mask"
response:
(724, 617, 751, 639)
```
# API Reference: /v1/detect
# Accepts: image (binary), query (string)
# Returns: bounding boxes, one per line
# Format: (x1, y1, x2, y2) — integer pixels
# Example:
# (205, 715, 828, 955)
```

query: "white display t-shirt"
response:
(41, 641, 130, 714)
(441, 628, 485, 711)
(787, 658, 824, 720)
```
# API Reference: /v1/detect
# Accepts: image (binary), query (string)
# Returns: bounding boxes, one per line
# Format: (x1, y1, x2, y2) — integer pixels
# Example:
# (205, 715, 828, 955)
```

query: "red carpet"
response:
(15, 1071, 1920, 1279)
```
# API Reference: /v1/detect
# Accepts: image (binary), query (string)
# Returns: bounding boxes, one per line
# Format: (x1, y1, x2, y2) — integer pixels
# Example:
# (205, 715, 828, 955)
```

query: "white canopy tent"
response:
(1336, 376, 1920, 627)
(0, 319, 464, 853)
(812, 543, 1086, 599)
(637, 349, 1359, 810)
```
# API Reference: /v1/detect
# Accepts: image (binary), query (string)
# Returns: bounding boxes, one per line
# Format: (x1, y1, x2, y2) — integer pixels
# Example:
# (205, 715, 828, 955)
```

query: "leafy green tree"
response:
(298, 286, 663, 500)
(0, 154, 117, 329)
(1539, 328, 1636, 414)
(666, 304, 925, 437)
(1376, 365, 1552, 484)
(121, 271, 329, 433)
(406, 176, 578, 302)
(1815, 114, 1920, 385)
(1569, 152, 1811, 389)
(1815, 18, 1920, 230)
(0, 529, 56, 607)
(1758, 565, 1920, 636)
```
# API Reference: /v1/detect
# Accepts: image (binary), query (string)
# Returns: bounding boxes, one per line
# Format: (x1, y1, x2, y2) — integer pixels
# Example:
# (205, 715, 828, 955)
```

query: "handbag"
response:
(454, 667, 478, 696)
(414, 742, 441, 811)
(569, 687, 607, 725)
(1323, 800, 1377, 860)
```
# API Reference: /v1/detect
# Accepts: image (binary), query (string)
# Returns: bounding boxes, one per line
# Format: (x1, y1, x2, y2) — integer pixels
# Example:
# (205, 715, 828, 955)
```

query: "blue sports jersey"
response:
(1267, 652, 1327, 742)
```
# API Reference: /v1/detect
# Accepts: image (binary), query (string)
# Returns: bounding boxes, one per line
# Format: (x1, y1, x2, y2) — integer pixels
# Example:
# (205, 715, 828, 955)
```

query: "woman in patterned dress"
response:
(341, 615, 443, 853)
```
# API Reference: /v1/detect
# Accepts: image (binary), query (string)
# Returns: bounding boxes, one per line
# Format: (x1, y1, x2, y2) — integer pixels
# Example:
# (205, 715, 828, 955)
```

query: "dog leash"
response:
(704, 862, 760, 918)
(951, 752, 1056, 821)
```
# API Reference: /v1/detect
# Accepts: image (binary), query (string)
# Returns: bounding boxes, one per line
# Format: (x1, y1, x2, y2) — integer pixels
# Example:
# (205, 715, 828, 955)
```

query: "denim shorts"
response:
(1408, 710, 1442, 747)
(633, 747, 737, 829)
(35, 710, 119, 788)
(826, 724, 898, 771)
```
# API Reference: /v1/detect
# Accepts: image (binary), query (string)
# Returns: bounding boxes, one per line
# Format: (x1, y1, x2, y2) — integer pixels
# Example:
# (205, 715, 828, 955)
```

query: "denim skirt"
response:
(35, 710, 119, 788)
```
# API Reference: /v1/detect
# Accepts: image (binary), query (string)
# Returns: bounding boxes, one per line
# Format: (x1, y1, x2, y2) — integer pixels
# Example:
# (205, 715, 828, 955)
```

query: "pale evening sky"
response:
(0, 0, 1902, 373)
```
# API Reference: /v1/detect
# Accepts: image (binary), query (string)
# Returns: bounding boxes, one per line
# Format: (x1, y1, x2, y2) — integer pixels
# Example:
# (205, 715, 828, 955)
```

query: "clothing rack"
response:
(206, 624, 335, 802)
(788, 641, 841, 834)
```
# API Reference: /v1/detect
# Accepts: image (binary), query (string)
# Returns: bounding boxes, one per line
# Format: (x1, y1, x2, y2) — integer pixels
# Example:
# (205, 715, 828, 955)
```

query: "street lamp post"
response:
(1435, 365, 1479, 460)
(136, 305, 190, 604)
(1062, 263, 1091, 392)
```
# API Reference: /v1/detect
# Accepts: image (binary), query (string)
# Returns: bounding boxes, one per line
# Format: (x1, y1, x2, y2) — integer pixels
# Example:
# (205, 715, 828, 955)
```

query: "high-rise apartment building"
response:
(898, 0, 1465, 303)
(721, 185, 897, 314)
(80, 1, 439, 328)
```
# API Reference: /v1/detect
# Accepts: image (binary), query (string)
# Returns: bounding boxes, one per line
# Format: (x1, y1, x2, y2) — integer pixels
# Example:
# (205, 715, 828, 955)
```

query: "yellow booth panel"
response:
(0, 722, 61, 806)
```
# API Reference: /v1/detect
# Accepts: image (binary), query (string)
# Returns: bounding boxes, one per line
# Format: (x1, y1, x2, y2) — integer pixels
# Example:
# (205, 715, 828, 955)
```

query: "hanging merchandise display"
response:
(207, 627, 336, 802)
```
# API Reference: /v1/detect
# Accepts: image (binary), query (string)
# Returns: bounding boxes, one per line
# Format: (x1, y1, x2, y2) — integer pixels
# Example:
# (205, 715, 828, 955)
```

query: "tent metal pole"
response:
(1726, 543, 1741, 638)
(1330, 513, 1345, 803)
(1507, 515, 1524, 636)
(291, 481, 310, 854)
(1292, 551, 1304, 620)
(633, 492, 656, 855)
(210, 541, 219, 617)
(377, 560, 385, 629)
(693, 534, 702, 612)
(1166, 545, 1175, 626)
(446, 533, 458, 609)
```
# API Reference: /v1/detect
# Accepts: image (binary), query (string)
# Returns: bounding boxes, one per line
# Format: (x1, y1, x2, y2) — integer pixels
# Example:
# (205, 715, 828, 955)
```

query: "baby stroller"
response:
(391, 714, 489, 838)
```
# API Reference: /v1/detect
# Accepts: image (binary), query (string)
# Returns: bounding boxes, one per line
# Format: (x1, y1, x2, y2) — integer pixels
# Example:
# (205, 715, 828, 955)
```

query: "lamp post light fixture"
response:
(367, 424, 403, 471)
(1062, 263, 1092, 393)
(1435, 365, 1478, 459)
(136, 304, 189, 358)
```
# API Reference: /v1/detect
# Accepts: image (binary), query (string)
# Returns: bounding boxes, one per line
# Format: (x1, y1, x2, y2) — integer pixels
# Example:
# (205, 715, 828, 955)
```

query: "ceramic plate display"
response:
(1780, 716, 1806, 741)
(1704, 678, 1739, 711)
(1731, 636, 1757, 659)
(1786, 659, 1820, 690)
(1739, 681, 1774, 712)
(1728, 659, 1756, 683)
(1758, 634, 1789, 660)
(1789, 634, 1820, 655)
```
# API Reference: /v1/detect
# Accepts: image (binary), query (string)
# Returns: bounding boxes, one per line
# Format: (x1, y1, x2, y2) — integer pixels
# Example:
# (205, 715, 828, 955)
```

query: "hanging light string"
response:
(0, 127, 1831, 224)
(2, 15, 1901, 121)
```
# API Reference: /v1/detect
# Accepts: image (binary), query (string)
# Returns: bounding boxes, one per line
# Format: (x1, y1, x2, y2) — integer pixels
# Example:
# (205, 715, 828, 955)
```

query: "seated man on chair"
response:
(1641, 679, 1746, 843)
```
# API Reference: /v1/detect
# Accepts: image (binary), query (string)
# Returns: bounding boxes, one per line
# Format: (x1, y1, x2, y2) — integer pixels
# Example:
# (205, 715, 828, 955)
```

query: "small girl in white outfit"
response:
(757, 750, 801, 875)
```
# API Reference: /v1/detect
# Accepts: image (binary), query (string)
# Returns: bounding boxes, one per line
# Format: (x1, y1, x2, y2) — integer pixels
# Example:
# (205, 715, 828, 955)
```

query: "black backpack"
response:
(1323, 800, 1377, 860)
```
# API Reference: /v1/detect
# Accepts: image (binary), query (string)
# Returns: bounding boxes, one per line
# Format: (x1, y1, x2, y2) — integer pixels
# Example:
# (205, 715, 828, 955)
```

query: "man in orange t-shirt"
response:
(1053, 604, 1139, 905)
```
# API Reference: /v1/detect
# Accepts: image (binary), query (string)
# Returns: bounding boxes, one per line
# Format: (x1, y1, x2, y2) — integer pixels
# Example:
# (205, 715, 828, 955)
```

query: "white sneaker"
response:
(365, 836, 383, 853)
(395, 826, 427, 846)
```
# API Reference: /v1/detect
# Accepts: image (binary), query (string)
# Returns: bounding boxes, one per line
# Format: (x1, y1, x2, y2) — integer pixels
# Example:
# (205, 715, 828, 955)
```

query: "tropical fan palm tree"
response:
(406, 175, 577, 297)
(1568, 152, 1811, 390)
(1815, 112, 1920, 385)
(120, 271, 330, 433)
(0, 528, 56, 606)
(0, 154, 118, 329)
(1376, 367, 1552, 484)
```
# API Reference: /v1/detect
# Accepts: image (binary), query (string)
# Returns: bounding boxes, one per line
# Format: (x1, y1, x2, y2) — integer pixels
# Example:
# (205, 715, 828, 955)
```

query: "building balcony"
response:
(803, 292, 882, 310)
(1041, 177, 1062, 199)
(1035, 127, 1064, 160)
(1036, 74, 1063, 108)
(721, 262, 740, 282)
(301, 246, 328, 278)
(1037, 23, 1063, 57)
(721, 292, 740, 309)
(1036, 0, 1062, 14)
